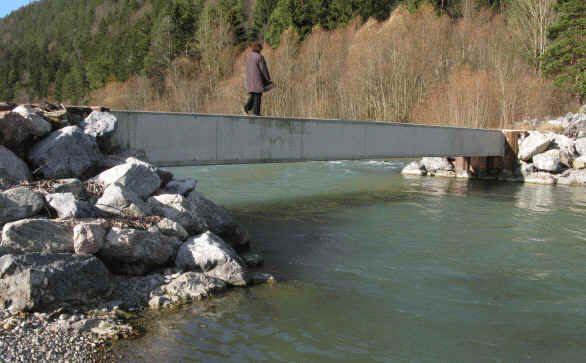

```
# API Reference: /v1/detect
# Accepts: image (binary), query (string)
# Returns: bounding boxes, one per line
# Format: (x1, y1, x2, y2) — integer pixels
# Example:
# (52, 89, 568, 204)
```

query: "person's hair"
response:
(252, 41, 263, 52)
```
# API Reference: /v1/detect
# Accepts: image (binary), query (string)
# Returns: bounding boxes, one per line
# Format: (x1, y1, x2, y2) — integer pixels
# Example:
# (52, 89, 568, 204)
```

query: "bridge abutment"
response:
(454, 130, 522, 178)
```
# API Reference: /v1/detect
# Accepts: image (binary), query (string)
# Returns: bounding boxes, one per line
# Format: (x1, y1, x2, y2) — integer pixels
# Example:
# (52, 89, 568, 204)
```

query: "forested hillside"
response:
(0, 0, 412, 103)
(0, 0, 583, 128)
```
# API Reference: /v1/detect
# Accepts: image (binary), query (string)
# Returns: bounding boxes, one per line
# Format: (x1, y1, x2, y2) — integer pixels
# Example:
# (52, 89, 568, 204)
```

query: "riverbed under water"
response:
(114, 160, 585, 362)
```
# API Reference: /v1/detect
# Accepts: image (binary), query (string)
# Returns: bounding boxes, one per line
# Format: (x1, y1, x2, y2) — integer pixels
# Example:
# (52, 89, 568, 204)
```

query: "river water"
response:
(115, 160, 585, 362)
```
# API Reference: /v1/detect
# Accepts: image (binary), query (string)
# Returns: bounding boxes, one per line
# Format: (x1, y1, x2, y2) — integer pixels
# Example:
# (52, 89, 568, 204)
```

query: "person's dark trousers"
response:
(244, 92, 262, 115)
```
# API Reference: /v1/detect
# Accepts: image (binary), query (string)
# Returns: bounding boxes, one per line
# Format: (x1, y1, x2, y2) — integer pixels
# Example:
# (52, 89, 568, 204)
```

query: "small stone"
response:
(164, 178, 198, 196)
(524, 172, 556, 185)
(247, 272, 277, 285)
(434, 170, 456, 178)
(401, 161, 426, 176)
(241, 252, 264, 267)
(150, 272, 228, 308)
(73, 222, 107, 255)
(559, 150, 574, 169)
(455, 170, 471, 179)
(52, 178, 83, 196)
(573, 156, 586, 169)
(557, 170, 586, 186)
(156, 217, 189, 240)
(575, 138, 586, 156)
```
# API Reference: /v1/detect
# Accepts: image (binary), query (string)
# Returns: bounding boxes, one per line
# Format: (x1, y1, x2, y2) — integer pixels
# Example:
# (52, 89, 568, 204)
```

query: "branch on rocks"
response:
(0, 103, 16, 112)
(81, 181, 105, 203)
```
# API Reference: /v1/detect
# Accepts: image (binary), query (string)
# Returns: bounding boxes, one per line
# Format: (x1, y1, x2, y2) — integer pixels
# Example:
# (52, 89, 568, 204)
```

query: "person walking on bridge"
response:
(244, 41, 274, 116)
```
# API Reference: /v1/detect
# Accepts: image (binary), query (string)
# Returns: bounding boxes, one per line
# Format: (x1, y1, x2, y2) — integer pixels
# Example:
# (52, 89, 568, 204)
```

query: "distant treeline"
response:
(0, 0, 583, 112)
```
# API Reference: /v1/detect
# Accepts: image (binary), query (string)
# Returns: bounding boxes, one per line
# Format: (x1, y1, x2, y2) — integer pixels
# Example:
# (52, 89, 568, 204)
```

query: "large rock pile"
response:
(0, 104, 273, 316)
(402, 107, 586, 186)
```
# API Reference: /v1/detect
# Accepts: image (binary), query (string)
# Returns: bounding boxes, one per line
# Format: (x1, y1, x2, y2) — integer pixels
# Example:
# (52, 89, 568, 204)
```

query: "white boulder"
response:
(94, 162, 161, 199)
(533, 149, 562, 172)
(45, 193, 97, 218)
(1, 218, 73, 253)
(420, 157, 453, 171)
(401, 161, 426, 176)
(99, 227, 181, 275)
(95, 184, 152, 217)
(0, 187, 45, 226)
(518, 132, 551, 161)
(148, 194, 206, 235)
(175, 231, 247, 286)
(28, 126, 101, 179)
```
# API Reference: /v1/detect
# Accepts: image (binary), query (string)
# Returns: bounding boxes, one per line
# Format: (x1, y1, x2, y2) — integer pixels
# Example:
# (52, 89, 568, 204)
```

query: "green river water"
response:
(114, 160, 585, 362)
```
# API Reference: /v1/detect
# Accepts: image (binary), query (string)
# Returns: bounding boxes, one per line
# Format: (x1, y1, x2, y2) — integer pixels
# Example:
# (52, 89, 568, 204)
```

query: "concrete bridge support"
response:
(454, 130, 522, 178)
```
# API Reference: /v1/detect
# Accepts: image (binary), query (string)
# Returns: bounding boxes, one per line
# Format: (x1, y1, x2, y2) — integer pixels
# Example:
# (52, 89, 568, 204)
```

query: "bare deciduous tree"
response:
(506, 0, 557, 71)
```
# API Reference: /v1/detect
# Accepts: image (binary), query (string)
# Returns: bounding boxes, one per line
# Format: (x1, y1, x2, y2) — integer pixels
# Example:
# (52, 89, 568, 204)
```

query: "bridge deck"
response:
(111, 111, 505, 167)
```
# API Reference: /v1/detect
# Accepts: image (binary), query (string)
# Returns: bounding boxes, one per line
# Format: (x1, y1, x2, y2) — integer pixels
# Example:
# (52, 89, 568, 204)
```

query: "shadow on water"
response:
(227, 172, 527, 222)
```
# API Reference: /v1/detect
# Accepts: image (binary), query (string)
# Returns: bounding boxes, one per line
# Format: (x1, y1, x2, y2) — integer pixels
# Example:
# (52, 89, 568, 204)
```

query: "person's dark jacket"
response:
(246, 51, 272, 93)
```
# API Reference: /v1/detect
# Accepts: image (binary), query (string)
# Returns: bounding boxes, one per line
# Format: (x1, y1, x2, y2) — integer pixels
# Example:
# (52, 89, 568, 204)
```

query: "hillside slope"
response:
(0, 0, 251, 103)
(0, 0, 402, 104)
(0, 0, 582, 126)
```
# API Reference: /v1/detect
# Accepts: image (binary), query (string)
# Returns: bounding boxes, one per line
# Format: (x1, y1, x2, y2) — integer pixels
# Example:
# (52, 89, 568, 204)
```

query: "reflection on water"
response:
(514, 184, 558, 213)
(116, 160, 586, 362)
(514, 183, 586, 214)
(403, 174, 473, 198)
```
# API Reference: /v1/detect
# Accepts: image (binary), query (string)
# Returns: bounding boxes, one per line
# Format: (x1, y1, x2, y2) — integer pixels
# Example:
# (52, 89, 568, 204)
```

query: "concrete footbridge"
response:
(111, 111, 514, 171)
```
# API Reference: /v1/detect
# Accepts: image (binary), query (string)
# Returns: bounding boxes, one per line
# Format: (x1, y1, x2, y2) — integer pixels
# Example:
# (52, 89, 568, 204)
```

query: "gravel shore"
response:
(0, 273, 166, 362)
(0, 309, 114, 362)
(0, 268, 220, 362)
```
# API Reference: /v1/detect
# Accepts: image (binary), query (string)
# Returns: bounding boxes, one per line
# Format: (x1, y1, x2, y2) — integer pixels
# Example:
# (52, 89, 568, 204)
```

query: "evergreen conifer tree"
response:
(266, 0, 293, 46)
(252, 0, 280, 41)
(542, 0, 585, 102)
(218, 0, 249, 43)
(291, 0, 317, 39)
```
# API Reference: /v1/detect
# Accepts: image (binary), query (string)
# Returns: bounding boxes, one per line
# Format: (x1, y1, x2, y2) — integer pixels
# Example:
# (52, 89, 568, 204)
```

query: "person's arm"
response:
(258, 55, 271, 84)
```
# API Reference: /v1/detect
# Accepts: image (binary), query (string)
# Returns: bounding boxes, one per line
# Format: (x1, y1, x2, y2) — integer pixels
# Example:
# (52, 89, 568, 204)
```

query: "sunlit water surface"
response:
(114, 160, 585, 362)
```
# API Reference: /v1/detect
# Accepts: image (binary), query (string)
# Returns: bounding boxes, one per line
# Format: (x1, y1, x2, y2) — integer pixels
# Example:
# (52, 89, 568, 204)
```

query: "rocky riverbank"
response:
(0, 103, 274, 362)
(402, 106, 586, 186)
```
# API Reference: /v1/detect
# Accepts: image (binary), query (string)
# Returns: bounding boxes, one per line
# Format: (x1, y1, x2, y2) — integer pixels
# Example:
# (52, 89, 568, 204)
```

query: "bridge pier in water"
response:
(454, 130, 522, 178)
